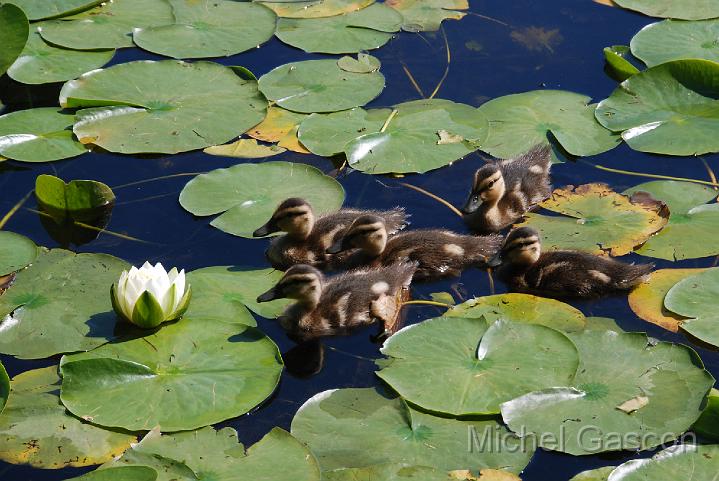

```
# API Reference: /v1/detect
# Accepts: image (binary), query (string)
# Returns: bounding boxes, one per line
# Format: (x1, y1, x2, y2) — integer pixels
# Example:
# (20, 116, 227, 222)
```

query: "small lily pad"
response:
(337, 53, 382, 73)
(0, 231, 38, 276)
(0, 4, 29, 76)
(518, 183, 669, 256)
(247, 106, 309, 154)
(259, 0, 373, 19)
(603, 45, 639, 81)
(179, 161, 344, 238)
(613, 0, 719, 20)
(5, 0, 104, 20)
(35, 174, 115, 223)
(204, 139, 286, 158)
(665, 267, 719, 347)
(631, 19, 719, 66)
(257, 58, 385, 113)
(385, 0, 467, 31)
(608, 444, 719, 480)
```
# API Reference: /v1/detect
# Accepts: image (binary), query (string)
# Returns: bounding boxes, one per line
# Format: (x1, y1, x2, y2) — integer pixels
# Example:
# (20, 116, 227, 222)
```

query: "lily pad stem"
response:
(0, 190, 33, 229)
(399, 182, 463, 218)
(583, 161, 719, 187)
(380, 109, 399, 133)
(401, 300, 453, 308)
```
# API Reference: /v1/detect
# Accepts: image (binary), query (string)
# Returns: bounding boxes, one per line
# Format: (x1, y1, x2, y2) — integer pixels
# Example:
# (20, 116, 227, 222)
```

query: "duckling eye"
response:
(472, 195, 479, 203)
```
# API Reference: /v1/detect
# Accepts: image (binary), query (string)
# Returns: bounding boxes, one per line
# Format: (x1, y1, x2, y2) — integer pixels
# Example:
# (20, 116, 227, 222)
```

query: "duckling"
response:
(256, 263, 416, 342)
(326, 215, 503, 281)
(253, 198, 407, 270)
(492, 227, 653, 298)
(462, 144, 552, 234)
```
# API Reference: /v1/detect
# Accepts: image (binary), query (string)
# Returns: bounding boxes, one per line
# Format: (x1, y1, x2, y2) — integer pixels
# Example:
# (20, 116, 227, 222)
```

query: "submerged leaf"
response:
(385, 0, 467, 31)
(510, 26, 563, 53)
(0, 4, 29, 76)
(0, 231, 38, 276)
(204, 139, 286, 158)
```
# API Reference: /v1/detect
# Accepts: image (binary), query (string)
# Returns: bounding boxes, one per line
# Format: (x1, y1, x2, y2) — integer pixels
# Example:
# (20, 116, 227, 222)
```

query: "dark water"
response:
(1, 1, 718, 479)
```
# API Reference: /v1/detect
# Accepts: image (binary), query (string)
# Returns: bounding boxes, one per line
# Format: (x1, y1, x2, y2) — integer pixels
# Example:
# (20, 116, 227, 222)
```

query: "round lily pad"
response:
(179, 161, 344, 238)
(0, 107, 87, 162)
(39, 0, 175, 50)
(608, 444, 719, 480)
(0, 231, 37, 276)
(446, 293, 586, 332)
(133, 0, 276, 59)
(603, 45, 639, 82)
(0, 366, 136, 469)
(628, 268, 707, 333)
(69, 466, 158, 481)
(0, 4, 29, 76)
(631, 19, 719, 67)
(596, 59, 719, 155)
(8, 28, 114, 85)
(477, 90, 621, 159)
(570, 467, 615, 481)
(377, 318, 579, 415)
(291, 387, 534, 474)
(61, 60, 267, 154)
(5, 0, 104, 20)
(613, 0, 719, 20)
(257, 58, 385, 113)
(259, 0, 373, 19)
(624, 181, 719, 260)
(0, 248, 129, 359)
(105, 426, 320, 481)
(298, 107, 391, 157)
(385, 0, 467, 31)
(500, 330, 714, 455)
(518, 183, 669, 256)
(275, 4, 402, 54)
(60, 317, 283, 431)
(665, 267, 719, 347)
(247, 106, 309, 153)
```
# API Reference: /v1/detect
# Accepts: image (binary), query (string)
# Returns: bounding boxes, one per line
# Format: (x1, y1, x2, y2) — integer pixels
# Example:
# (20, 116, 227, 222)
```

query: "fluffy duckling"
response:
(253, 198, 407, 270)
(327, 215, 503, 281)
(492, 227, 653, 298)
(256, 263, 416, 342)
(462, 145, 552, 233)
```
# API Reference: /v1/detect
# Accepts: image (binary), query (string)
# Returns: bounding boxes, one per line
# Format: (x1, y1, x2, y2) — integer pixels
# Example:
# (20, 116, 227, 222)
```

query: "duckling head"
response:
(462, 164, 505, 214)
(326, 214, 388, 257)
(256, 264, 323, 307)
(490, 226, 542, 267)
(253, 198, 315, 240)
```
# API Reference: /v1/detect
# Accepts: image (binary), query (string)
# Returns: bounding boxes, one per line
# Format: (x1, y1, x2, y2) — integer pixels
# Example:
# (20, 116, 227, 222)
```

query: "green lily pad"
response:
(0, 107, 87, 162)
(570, 467, 615, 481)
(324, 464, 448, 481)
(275, 4, 402, 54)
(624, 181, 719, 260)
(631, 19, 719, 67)
(0, 4, 29, 76)
(613, 0, 719, 20)
(204, 139, 286, 158)
(0, 248, 129, 359)
(385, 0, 467, 31)
(60, 60, 267, 154)
(35, 174, 114, 223)
(518, 183, 669, 256)
(4, 0, 104, 20)
(291, 387, 534, 474)
(179, 161, 344, 238)
(133, 0, 276, 59)
(39, 0, 175, 50)
(377, 318, 579, 415)
(257, 58, 385, 113)
(603, 45, 639, 81)
(187, 266, 289, 320)
(446, 293, 586, 332)
(0, 361, 8, 415)
(692, 387, 719, 440)
(297, 107, 391, 157)
(7, 28, 114, 85)
(0, 366, 136, 468)
(69, 466, 159, 481)
(337, 53, 382, 73)
(259, 0, 373, 19)
(0, 231, 38, 276)
(596, 59, 719, 155)
(60, 317, 283, 431)
(104, 426, 320, 481)
(665, 267, 719, 347)
(500, 330, 714, 455)
(608, 444, 719, 480)
(477, 90, 621, 159)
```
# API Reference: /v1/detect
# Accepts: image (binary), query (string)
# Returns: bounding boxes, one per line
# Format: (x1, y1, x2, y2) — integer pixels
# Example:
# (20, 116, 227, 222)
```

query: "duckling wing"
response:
(500, 145, 552, 204)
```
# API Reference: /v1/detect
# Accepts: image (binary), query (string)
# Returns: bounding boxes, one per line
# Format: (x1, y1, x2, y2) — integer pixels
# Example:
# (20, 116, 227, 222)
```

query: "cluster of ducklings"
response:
(255, 145, 653, 342)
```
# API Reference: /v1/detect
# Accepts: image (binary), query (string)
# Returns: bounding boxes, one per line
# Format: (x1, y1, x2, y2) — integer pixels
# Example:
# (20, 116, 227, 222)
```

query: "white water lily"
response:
(111, 261, 191, 328)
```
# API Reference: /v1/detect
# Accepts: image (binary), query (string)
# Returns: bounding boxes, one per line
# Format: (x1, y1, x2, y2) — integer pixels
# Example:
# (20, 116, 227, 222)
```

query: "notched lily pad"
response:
(665, 267, 719, 347)
(35, 174, 115, 223)
(0, 231, 38, 276)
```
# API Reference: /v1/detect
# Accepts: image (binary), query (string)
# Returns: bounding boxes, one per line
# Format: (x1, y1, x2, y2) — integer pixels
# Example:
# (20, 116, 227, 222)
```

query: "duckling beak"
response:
(256, 286, 279, 303)
(487, 253, 503, 268)
(326, 238, 346, 255)
(253, 221, 277, 238)
(461, 194, 481, 214)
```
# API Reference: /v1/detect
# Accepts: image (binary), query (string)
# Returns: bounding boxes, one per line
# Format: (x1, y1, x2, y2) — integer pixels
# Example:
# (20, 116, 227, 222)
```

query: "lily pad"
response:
(0, 4, 29, 76)
(4, 0, 104, 20)
(385, 0, 467, 31)
(35, 174, 115, 223)
(0, 361, 7, 415)
(59, 317, 283, 431)
(291, 387, 534, 474)
(0, 248, 129, 359)
(298, 107, 391, 157)
(377, 318, 579, 415)
(500, 330, 714, 455)
(631, 19, 719, 67)
(69, 466, 158, 481)
(39, 0, 175, 50)
(570, 467, 615, 481)
(595, 59, 719, 155)
(247, 106, 309, 153)
(275, 4, 402, 54)
(337, 53, 382, 73)
(259, 0, 373, 19)
(0, 231, 38, 276)
(133, 0, 276, 59)
(518, 183, 669, 256)
(61, 60, 267, 154)
(624, 181, 719, 260)
(0, 107, 87, 162)
(324, 464, 449, 481)
(257, 58, 385, 113)
(446, 293, 586, 332)
(665, 267, 719, 347)
(693, 387, 719, 440)
(613, 0, 719, 20)
(477, 90, 621, 159)
(179, 161, 344, 238)
(603, 45, 639, 81)
(8, 28, 114, 85)
(607, 444, 719, 480)
(187, 266, 289, 320)
(0, 366, 136, 469)
(204, 139, 286, 158)
(105, 426, 320, 481)
(628, 268, 707, 332)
